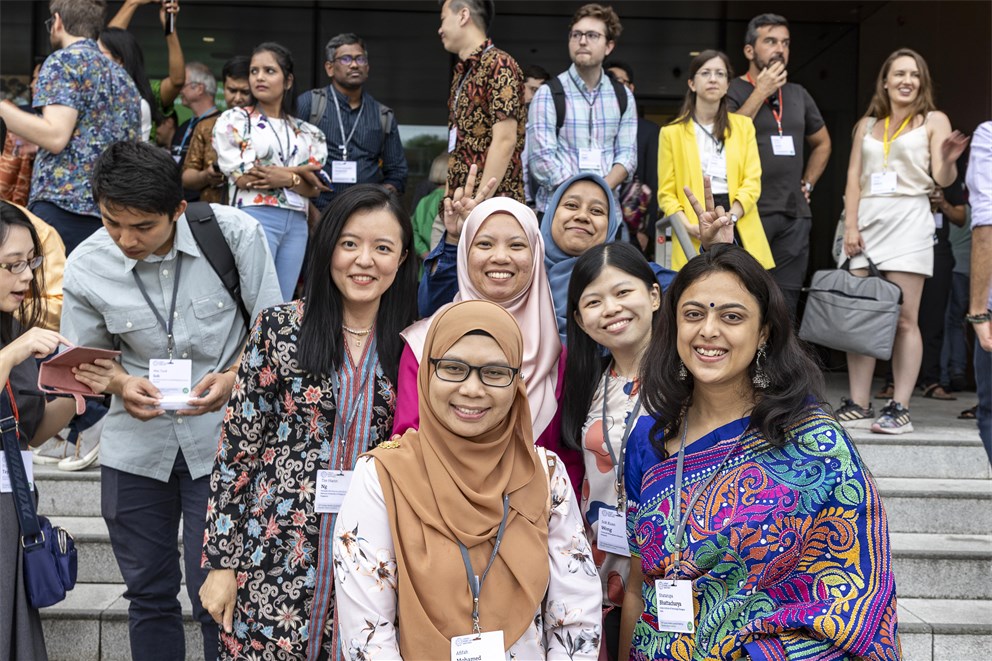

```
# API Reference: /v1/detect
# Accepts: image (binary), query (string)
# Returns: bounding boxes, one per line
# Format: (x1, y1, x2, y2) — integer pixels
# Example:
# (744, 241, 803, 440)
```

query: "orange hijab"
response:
(367, 300, 550, 659)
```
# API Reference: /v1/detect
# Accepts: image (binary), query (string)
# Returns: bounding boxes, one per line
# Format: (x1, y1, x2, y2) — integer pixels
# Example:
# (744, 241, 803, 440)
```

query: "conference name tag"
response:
(285, 190, 306, 209)
(934, 212, 943, 230)
(332, 160, 358, 184)
(450, 630, 504, 661)
(770, 134, 796, 156)
(149, 359, 193, 410)
(870, 172, 898, 195)
(704, 153, 727, 183)
(315, 470, 353, 514)
(578, 148, 603, 172)
(0, 451, 34, 493)
(448, 128, 458, 153)
(654, 579, 695, 634)
(597, 509, 630, 557)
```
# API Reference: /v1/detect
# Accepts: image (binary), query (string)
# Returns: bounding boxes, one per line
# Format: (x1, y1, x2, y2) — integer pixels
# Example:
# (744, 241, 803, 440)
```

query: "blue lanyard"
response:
(600, 371, 641, 512)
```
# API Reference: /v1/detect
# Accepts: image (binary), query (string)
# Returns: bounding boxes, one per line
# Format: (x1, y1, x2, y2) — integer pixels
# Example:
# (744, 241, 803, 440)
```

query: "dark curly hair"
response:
(640, 244, 825, 458)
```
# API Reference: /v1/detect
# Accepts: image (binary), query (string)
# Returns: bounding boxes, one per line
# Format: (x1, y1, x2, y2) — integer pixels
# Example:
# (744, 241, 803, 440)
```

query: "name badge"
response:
(578, 148, 603, 172)
(450, 630, 505, 661)
(149, 358, 193, 410)
(770, 134, 796, 156)
(654, 579, 695, 634)
(332, 160, 358, 184)
(0, 451, 34, 493)
(448, 127, 458, 153)
(284, 189, 306, 209)
(870, 172, 898, 195)
(315, 470, 353, 514)
(933, 211, 943, 230)
(704, 152, 727, 182)
(596, 509, 630, 557)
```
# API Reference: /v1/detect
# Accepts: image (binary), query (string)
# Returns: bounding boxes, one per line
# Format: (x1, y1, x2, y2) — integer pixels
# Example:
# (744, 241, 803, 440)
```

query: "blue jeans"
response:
(28, 200, 102, 255)
(976, 336, 992, 464)
(101, 452, 219, 661)
(243, 205, 307, 301)
(941, 272, 970, 385)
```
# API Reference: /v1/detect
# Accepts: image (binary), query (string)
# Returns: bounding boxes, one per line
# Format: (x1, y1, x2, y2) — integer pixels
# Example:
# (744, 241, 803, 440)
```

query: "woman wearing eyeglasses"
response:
(334, 300, 601, 660)
(658, 50, 773, 271)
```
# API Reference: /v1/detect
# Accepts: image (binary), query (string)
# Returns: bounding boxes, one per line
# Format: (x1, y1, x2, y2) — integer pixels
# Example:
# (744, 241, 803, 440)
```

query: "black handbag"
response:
(1, 381, 77, 609)
(799, 253, 903, 361)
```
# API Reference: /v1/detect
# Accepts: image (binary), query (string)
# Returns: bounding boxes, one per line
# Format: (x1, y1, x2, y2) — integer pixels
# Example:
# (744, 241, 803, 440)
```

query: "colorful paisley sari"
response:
(624, 408, 900, 661)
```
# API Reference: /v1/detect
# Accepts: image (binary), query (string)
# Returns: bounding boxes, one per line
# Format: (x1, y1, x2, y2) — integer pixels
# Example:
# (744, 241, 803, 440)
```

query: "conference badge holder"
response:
(770, 134, 795, 156)
(314, 470, 353, 514)
(654, 579, 695, 634)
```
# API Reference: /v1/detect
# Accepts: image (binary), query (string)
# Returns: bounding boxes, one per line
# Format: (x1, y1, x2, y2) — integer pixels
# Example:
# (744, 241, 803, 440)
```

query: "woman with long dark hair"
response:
(98, 27, 164, 141)
(199, 185, 417, 660)
(658, 50, 773, 271)
(214, 42, 327, 301)
(618, 244, 900, 660)
(560, 241, 660, 661)
(836, 48, 969, 434)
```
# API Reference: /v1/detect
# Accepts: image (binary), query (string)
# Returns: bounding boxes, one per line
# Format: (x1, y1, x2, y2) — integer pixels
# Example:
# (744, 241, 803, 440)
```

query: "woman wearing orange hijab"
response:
(333, 300, 601, 660)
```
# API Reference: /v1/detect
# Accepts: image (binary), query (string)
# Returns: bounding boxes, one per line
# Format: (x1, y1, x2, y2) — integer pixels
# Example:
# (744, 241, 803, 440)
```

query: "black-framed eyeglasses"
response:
(45, 16, 56, 33)
(429, 358, 518, 388)
(333, 55, 368, 66)
(0, 255, 43, 274)
(568, 30, 605, 43)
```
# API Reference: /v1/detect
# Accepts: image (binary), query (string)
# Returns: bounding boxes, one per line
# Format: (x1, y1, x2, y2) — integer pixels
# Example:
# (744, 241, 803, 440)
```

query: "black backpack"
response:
(545, 74, 628, 134)
(183, 202, 252, 329)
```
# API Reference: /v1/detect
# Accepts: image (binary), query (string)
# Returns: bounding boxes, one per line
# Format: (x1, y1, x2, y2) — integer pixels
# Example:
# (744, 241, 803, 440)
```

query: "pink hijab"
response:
(401, 197, 561, 437)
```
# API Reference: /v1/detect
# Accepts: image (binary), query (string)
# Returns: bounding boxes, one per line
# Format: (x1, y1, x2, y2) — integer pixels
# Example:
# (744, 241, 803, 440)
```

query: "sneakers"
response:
(32, 434, 70, 465)
(836, 397, 875, 429)
(871, 400, 914, 435)
(57, 417, 104, 472)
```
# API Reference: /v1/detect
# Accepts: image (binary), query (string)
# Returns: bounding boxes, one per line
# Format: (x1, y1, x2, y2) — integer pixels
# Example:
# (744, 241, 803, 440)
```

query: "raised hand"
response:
(442, 163, 497, 245)
(684, 177, 735, 250)
(940, 130, 969, 167)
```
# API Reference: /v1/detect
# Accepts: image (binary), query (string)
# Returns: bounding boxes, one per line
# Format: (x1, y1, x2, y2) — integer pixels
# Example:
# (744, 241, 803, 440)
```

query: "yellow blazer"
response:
(657, 113, 774, 270)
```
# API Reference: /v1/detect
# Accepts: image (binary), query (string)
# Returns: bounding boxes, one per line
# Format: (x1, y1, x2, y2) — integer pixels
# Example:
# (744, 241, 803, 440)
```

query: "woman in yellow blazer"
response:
(658, 50, 774, 270)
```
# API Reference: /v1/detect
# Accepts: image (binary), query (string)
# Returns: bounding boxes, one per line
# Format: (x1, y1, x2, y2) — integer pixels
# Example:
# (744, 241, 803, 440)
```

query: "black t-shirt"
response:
(727, 79, 825, 218)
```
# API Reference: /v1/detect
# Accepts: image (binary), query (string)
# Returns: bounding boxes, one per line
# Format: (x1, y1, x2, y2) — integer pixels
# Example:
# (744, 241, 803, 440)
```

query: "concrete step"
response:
(849, 428, 992, 479)
(898, 598, 992, 661)
(891, 533, 992, 600)
(49, 516, 184, 585)
(34, 463, 101, 518)
(876, 477, 992, 535)
(39, 583, 203, 661)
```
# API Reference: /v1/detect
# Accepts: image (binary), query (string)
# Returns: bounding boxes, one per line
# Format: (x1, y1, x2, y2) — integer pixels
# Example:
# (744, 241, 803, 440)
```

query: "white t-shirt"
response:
(140, 98, 151, 142)
(694, 122, 729, 195)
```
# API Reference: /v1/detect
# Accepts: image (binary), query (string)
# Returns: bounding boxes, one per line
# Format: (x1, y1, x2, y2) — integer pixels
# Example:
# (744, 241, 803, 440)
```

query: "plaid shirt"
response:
(527, 64, 637, 211)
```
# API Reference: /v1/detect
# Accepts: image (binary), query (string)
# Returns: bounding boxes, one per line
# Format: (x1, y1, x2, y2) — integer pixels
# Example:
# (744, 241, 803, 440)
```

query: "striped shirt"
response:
(297, 85, 409, 209)
(527, 64, 637, 211)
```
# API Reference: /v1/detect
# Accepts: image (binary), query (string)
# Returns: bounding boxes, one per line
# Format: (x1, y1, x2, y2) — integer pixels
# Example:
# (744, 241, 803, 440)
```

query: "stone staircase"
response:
(33, 377, 992, 660)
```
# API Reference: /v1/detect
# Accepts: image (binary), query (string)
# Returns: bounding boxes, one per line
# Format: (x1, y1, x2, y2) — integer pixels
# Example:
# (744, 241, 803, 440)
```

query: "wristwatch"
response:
(729, 213, 739, 224)
(290, 173, 301, 188)
(803, 180, 814, 194)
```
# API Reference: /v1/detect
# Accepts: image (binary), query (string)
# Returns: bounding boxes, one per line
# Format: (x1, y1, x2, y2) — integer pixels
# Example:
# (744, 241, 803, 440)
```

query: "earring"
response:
(752, 344, 770, 389)
(678, 360, 688, 382)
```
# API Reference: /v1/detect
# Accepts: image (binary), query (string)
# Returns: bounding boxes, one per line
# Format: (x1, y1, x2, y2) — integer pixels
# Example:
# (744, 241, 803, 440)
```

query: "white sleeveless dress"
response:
(842, 115, 936, 276)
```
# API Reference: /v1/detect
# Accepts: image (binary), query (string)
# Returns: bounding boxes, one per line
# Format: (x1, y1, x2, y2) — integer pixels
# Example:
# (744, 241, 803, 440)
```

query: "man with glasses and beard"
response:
(297, 33, 408, 210)
(727, 13, 831, 317)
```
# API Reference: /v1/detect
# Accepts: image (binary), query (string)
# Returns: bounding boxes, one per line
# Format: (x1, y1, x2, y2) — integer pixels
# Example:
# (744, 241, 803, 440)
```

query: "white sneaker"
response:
(32, 434, 70, 465)
(58, 418, 104, 472)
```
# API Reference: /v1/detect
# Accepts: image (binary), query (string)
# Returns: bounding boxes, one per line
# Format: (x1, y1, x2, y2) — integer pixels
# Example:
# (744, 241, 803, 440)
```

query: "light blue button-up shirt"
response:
(61, 204, 282, 482)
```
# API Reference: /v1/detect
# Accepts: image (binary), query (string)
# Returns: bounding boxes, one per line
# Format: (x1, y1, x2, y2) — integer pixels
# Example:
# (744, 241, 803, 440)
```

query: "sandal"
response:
(958, 405, 977, 420)
(921, 383, 957, 400)
(875, 382, 894, 400)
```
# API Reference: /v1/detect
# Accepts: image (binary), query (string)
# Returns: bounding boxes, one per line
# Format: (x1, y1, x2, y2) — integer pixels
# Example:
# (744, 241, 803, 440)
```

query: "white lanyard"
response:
(332, 92, 364, 161)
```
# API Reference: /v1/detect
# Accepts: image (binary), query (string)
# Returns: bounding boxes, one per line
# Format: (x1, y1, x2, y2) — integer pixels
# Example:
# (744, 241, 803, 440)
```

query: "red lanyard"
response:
(745, 72, 783, 135)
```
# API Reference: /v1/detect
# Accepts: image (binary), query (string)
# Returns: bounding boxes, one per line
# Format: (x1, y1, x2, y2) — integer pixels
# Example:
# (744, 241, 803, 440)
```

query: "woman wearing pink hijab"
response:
(393, 197, 581, 485)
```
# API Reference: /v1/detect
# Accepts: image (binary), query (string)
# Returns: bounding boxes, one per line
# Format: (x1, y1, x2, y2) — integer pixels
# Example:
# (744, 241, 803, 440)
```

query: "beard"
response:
(755, 53, 787, 71)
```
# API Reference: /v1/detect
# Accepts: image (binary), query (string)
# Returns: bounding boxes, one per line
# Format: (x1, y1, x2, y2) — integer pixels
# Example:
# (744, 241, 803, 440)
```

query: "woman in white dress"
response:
(837, 48, 969, 434)
(333, 300, 602, 660)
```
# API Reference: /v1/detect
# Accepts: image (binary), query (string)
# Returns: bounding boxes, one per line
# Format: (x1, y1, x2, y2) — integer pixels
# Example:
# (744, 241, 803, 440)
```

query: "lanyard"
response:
(600, 372, 641, 511)
(671, 412, 739, 579)
(331, 91, 364, 161)
(694, 120, 724, 154)
(452, 43, 494, 120)
(267, 115, 294, 166)
(882, 115, 912, 170)
(745, 73, 783, 135)
(131, 255, 184, 360)
(457, 494, 510, 634)
(330, 331, 377, 472)
(568, 72, 602, 149)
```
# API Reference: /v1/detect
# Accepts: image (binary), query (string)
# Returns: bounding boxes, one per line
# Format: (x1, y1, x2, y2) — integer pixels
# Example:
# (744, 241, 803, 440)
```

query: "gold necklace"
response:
(342, 324, 373, 348)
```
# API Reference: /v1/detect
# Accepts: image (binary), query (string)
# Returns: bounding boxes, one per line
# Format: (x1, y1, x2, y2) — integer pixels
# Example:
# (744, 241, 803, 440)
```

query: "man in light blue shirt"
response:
(61, 141, 281, 661)
(527, 3, 637, 214)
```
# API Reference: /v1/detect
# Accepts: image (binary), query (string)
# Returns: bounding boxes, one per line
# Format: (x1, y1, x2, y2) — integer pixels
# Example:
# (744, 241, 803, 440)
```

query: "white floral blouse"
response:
(333, 452, 603, 660)
(213, 106, 327, 212)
